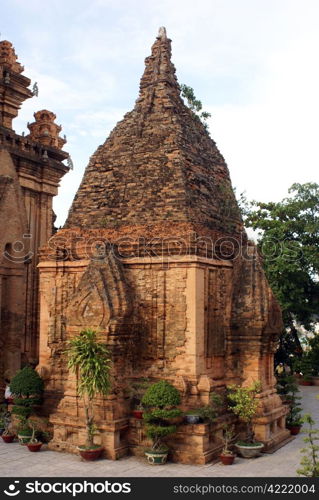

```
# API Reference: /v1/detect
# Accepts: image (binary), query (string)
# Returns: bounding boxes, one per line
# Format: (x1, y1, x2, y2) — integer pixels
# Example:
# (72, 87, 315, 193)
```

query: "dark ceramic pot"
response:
(78, 446, 104, 461)
(184, 415, 201, 424)
(132, 410, 143, 419)
(220, 453, 235, 465)
(27, 442, 43, 452)
(1, 434, 15, 443)
(287, 425, 301, 435)
(145, 449, 168, 465)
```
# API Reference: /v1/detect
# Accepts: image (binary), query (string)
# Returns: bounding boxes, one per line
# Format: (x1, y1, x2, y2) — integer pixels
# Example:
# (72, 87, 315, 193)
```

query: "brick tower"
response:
(38, 28, 290, 462)
(0, 39, 69, 384)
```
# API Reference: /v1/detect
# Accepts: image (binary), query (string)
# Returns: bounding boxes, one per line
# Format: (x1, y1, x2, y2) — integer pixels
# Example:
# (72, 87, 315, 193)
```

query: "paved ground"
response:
(0, 387, 318, 477)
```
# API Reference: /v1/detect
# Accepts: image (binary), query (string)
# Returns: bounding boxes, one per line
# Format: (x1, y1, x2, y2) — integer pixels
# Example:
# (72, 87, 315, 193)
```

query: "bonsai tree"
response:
(227, 381, 262, 444)
(220, 424, 237, 456)
(66, 328, 112, 450)
(276, 372, 302, 430)
(1, 408, 13, 436)
(297, 414, 319, 477)
(197, 392, 224, 423)
(10, 366, 44, 440)
(142, 380, 181, 453)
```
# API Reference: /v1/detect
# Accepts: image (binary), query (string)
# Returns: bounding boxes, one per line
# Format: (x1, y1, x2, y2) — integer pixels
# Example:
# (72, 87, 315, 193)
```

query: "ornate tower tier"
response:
(0, 40, 33, 129)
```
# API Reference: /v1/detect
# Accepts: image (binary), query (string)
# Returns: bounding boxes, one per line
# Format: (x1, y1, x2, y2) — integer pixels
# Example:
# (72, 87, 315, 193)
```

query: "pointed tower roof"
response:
(65, 29, 243, 237)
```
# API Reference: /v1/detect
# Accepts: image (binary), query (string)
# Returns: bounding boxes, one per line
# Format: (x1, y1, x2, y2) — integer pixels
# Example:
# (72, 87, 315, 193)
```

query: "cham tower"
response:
(38, 28, 290, 463)
(0, 39, 69, 387)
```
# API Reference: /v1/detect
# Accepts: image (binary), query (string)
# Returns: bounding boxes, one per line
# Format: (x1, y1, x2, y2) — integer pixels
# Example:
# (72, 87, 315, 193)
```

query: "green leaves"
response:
(10, 366, 44, 397)
(142, 380, 181, 409)
(297, 413, 319, 477)
(227, 382, 261, 443)
(241, 182, 319, 364)
(180, 84, 211, 129)
(66, 329, 112, 400)
(142, 380, 181, 450)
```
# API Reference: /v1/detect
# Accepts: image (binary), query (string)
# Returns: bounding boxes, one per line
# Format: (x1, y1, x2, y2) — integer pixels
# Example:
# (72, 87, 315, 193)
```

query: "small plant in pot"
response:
(286, 403, 303, 435)
(1, 410, 15, 443)
(10, 366, 44, 445)
(0, 404, 7, 435)
(184, 392, 223, 424)
(227, 381, 264, 458)
(66, 328, 112, 461)
(129, 378, 152, 419)
(142, 380, 182, 465)
(26, 418, 43, 452)
(220, 424, 237, 465)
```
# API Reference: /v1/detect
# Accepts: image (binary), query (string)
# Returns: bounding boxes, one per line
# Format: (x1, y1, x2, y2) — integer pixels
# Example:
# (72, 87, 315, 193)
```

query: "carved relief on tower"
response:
(27, 110, 66, 149)
(64, 253, 132, 340)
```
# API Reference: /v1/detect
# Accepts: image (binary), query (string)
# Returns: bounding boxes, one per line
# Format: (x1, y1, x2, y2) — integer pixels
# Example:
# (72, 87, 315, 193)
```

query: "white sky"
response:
(2, 0, 319, 226)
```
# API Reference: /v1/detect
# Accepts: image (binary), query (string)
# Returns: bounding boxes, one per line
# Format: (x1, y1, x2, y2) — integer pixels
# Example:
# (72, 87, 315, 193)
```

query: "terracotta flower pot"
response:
(1, 434, 15, 443)
(132, 410, 143, 419)
(299, 379, 313, 386)
(287, 425, 301, 435)
(78, 446, 104, 461)
(220, 453, 235, 465)
(27, 442, 43, 452)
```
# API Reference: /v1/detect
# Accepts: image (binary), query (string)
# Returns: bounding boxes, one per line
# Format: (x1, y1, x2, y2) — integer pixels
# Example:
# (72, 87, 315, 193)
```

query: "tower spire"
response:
(136, 27, 180, 111)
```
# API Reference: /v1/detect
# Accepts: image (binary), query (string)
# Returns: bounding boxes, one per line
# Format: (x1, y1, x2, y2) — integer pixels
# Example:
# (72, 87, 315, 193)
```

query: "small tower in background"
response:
(27, 110, 67, 149)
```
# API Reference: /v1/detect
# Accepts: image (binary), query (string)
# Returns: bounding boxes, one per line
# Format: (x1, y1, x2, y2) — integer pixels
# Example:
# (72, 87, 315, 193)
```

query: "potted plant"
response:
(26, 418, 43, 452)
(66, 328, 112, 461)
(184, 410, 202, 424)
(0, 404, 7, 435)
(1, 410, 15, 443)
(10, 366, 44, 445)
(227, 381, 264, 458)
(142, 380, 182, 465)
(184, 392, 223, 424)
(129, 378, 151, 419)
(220, 424, 237, 465)
(286, 402, 303, 435)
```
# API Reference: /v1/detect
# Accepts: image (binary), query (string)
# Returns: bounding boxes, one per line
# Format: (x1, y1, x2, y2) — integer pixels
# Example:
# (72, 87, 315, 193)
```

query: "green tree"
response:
(241, 183, 319, 364)
(180, 84, 211, 129)
(297, 414, 319, 477)
(65, 329, 112, 449)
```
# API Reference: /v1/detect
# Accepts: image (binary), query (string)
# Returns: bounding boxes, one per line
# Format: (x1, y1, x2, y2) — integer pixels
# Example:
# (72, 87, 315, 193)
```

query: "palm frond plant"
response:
(65, 328, 112, 457)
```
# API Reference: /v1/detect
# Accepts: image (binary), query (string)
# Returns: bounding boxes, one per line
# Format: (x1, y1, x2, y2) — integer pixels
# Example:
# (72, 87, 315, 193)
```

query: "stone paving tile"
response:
(0, 387, 318, 478)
